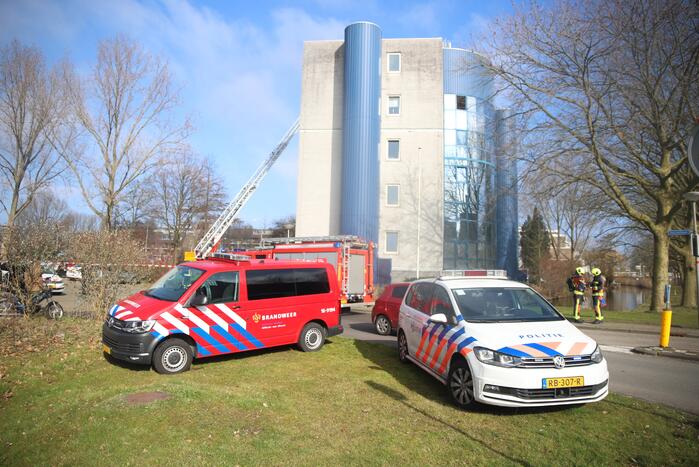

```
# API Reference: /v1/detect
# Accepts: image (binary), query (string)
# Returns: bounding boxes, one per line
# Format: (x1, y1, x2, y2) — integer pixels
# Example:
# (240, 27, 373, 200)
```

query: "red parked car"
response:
(371, 282, 410, 335)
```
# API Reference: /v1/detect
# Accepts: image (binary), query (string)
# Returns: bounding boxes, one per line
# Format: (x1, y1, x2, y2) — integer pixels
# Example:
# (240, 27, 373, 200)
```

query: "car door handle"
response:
(231, 305, 241, 310)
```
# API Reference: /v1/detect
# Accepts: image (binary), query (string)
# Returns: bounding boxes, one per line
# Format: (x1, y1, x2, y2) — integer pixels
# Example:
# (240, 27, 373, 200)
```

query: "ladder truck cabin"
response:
(186, 119, 375, 310)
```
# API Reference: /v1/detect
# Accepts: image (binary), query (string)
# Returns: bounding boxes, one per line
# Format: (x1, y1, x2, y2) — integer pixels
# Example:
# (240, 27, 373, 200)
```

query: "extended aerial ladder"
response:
(193, 118, 300, 259)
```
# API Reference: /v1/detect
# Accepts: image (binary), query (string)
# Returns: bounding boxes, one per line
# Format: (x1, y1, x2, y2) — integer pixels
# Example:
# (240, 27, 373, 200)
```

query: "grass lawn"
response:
(1, 319, 698, 466)
(556, 305, 698, 329)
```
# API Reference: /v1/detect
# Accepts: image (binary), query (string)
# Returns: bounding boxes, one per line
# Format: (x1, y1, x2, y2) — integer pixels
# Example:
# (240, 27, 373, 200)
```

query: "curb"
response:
(631, 346, 699, 362)
(570, 321, 699, 339)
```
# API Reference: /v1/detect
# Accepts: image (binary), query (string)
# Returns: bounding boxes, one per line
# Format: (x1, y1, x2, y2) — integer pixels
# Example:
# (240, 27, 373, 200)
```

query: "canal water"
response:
(551, 285, 650, 311)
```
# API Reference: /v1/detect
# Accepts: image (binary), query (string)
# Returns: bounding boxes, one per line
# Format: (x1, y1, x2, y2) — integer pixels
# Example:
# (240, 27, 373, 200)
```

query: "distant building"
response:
(295, 22, 518, 281)
(549, 230, 576, 261)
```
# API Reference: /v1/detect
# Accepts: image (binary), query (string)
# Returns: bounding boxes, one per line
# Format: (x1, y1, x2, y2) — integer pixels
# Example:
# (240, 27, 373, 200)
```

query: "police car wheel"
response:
(298, 323, 326, 352)
(375, 315, 392, 335)
(153, 338, 192, 374)
(448, 359, 475, 408)
(398, 331, 409, 363)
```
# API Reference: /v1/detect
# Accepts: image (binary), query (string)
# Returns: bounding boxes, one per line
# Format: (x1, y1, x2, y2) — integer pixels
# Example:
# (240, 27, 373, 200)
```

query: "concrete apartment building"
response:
(295, 22, 518, 281)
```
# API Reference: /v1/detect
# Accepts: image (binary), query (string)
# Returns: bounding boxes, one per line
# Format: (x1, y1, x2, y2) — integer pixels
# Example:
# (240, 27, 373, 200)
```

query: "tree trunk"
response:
(7, 182, 21, 227)
(650, 232, 670, 313)
(102, 202, 114, 231)
(682, 252, 697, 308)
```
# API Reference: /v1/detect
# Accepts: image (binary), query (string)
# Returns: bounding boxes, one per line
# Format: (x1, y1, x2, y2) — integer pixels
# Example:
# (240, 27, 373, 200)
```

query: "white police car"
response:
(397, 276, 608, 408)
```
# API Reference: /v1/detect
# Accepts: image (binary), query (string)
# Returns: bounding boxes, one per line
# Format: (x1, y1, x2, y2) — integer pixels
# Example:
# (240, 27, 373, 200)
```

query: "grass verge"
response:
(0, 319, 698, 465)
(556, 305, 698, 329)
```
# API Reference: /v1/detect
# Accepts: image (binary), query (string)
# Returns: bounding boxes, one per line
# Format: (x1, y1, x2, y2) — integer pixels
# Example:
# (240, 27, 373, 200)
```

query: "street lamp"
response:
(283, 223, 294, 239)
(683, 192, 699, 202)
(416, 146, 422, 279)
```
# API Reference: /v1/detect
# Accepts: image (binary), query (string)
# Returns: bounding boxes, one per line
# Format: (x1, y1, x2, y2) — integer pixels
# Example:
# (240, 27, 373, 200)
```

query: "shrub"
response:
(68, 230, 148, 318)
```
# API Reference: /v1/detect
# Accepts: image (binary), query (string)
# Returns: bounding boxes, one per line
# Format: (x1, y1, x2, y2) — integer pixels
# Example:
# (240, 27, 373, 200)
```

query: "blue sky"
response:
(0, 0, 513, 228)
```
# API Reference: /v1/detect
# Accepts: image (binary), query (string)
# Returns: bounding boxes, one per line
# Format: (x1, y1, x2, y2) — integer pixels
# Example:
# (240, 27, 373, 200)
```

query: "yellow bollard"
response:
(659, 309, 672, 348)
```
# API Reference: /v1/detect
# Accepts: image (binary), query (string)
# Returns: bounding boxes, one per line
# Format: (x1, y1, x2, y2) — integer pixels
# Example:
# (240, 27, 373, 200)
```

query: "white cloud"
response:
(0, 0, 82, 46)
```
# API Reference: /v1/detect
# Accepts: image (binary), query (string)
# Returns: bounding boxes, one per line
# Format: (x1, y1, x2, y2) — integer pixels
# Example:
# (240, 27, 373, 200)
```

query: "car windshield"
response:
(452, 287, 564, 322)
(144, 265, 204, 302)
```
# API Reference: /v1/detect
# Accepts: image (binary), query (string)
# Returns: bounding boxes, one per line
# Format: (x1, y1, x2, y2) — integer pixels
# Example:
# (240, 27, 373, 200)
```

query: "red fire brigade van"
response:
(102, 254, 342, 374)
(240, 236, 374, 310)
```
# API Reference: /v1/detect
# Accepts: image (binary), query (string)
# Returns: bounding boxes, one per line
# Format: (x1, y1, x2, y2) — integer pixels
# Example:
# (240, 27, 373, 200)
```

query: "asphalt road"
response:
(340, 310, 699, 415)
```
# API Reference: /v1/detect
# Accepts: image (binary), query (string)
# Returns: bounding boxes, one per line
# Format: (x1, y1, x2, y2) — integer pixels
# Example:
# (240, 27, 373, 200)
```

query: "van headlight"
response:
(122, 320, 156, 334)
(590, 346, 603, 363)
(474, 347, 522, 367)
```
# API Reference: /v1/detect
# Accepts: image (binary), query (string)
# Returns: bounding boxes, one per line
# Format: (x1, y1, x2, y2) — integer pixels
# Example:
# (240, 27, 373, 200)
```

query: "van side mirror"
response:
(429, 313, 448, 324)
(189, 289, 209, 307)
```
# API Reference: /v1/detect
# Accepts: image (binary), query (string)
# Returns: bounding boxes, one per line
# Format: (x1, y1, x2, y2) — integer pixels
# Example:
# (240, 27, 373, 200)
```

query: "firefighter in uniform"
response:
(589, 268, 606, 324)
(566, 267, 587, 323)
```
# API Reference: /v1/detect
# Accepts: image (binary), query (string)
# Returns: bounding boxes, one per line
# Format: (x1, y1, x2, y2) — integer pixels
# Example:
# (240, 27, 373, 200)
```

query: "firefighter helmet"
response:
(575, 267, 584, 275)
(591, 267, 601, 276)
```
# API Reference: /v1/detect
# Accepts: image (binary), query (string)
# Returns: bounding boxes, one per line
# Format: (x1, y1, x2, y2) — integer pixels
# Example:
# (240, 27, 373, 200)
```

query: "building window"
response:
(388, 96, 400, 115)
(386, 184, 400, 206)
(387, 53, 401, 72)
(385, 231, 398, 253)
(444, 94, 456, 110)
(456, 130, 467, 146)
(457, 95, 466, 110)
(387, 140, 400, 160)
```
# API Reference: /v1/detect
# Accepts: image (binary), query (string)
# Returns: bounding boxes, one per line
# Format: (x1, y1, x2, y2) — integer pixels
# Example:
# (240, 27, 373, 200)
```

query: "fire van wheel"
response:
(298, 323, 326, 352)
(374, 315, 392, 335)
(448, 359, 475, 409)
(153, 338, 193, 374)
(398, 331, 409, 363)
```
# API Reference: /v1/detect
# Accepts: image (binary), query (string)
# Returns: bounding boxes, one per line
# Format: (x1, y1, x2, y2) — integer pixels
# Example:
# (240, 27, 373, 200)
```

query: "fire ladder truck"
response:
(188, 119, 375, 307)
(240, 236, 375, 308)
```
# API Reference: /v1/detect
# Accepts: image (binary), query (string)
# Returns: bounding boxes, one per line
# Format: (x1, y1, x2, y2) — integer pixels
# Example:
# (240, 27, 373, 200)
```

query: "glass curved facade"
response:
(443, 49, 498, 270)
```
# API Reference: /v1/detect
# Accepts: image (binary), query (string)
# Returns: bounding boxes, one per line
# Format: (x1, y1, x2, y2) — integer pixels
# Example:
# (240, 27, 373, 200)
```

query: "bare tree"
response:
(148, 151, 225, 261)
(527, 177, 602, 261)
(480, 0, 699, 312)
(117, 183, 153, 227)
(15, 189, 68, 226)
(0, 41, 64, 228)
(55, 36, 189, 230)
(60, 211, 99, 233)
(223, 218, 255, 247)
(269, 216, 296, 238)
(196, 157, 227, 236)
